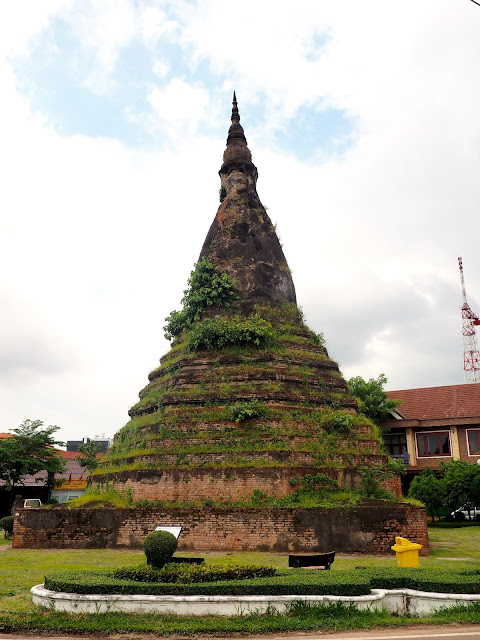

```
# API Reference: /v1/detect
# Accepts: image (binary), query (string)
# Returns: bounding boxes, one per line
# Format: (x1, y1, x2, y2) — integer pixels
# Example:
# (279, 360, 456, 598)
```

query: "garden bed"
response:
(34, 565, 480, 617)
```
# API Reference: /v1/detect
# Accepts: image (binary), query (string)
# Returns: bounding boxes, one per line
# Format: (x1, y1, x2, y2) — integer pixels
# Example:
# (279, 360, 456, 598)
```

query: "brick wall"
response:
(13, 501, 428, 554)
(92, 466, 402, 502)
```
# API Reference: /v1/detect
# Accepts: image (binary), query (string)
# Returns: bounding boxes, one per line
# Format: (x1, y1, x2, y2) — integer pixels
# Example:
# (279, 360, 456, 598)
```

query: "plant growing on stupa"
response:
(186, 315, 276, 351)
(228, 399, 268, 423)
(163, 258, 237, 340)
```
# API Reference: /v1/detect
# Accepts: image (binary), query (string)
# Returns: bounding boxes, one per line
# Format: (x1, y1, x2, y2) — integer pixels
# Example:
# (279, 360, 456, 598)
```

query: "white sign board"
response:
(155, 526, 182, 539)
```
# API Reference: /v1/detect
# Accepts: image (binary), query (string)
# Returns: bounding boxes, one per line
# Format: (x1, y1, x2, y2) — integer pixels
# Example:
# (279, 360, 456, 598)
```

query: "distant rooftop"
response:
(387, 383, 480, 420)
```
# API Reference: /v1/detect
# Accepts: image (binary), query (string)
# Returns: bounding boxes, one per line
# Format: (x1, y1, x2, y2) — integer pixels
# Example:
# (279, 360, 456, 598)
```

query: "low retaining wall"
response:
(13, 501, 428, 554)
(31, 585, 477, 617)
(92, 466, 402, 502)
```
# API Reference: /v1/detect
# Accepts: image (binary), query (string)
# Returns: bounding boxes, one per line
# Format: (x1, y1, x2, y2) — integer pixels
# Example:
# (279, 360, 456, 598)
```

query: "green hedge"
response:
(353, 566, 480, 594)
(44, 566, 480, 597)
(114, 563, 276, 583)
(44, 569, 370, 597)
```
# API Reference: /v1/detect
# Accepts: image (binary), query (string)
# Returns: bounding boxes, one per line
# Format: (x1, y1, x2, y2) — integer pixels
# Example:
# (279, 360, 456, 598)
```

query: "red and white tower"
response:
(458, 257, 480, 383)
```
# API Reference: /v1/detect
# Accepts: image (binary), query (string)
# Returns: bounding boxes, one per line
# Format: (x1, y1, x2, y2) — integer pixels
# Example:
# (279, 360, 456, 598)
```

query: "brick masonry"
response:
(92, 467, 402, 503)
(13, 501, 428, 554)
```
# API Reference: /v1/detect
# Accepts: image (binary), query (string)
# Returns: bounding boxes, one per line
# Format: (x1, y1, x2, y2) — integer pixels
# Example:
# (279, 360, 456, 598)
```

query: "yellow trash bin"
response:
(391, 536, 422, 568)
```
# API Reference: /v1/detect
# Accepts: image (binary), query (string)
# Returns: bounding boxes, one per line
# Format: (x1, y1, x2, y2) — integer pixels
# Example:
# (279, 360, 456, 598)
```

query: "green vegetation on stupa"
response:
(95, 260, 393, 499)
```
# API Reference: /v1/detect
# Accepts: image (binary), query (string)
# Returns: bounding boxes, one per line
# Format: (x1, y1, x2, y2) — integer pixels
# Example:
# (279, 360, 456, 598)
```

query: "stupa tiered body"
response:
(94, 95, 398, 503)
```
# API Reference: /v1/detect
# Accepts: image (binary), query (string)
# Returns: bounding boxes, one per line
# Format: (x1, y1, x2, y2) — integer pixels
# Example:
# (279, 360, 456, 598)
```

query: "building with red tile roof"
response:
(381, 383, 480, 489)
(0, 445, 105, 515)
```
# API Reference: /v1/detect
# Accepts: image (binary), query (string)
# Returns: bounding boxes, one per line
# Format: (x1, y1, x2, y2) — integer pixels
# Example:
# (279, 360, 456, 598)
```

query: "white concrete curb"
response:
(31, 584, 480, 617)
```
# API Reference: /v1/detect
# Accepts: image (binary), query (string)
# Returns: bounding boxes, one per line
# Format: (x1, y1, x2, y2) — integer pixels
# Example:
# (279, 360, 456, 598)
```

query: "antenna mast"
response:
(458, 257, 480, 383)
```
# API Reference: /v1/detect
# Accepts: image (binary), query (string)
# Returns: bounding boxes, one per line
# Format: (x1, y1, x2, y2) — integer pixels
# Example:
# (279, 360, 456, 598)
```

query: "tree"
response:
(0, 419, 65, 490)
(439, 460, 480, 515)
(347, 373, 402, 424)
(407, 468, 445, 520)
(75, 440, 102, 472)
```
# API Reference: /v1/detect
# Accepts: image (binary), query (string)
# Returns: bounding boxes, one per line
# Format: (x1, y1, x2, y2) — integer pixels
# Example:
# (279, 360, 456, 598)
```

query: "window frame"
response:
(383, 431, 408, 456)
(466, 429, 480, 456)
(415, 430, 452, 458)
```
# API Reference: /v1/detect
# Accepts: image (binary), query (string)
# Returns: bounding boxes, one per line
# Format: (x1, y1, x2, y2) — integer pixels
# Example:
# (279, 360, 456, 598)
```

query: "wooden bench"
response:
(288, 552, 336, 570)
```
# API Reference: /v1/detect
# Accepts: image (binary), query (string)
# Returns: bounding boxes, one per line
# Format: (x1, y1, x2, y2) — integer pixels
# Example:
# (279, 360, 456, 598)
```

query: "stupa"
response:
(94, 94, 399, 504)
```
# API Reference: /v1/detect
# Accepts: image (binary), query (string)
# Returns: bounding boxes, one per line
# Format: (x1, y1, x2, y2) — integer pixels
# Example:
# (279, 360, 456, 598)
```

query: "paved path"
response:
(1, 624, 480, 640)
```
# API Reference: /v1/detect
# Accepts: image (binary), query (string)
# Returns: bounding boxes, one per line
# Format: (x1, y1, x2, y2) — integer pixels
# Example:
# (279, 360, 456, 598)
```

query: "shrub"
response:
(45, 569, 370, 597)
(359, 468, 393, 500)
(186, 315, 275, 351)
(164, 259, 237, 340)
(143, 530, 178, 569)
(408, 468, 445, 520)
(309, 331, 325, 346)
(0, 516, 13, 538)
(323, 411, 353, 435)
(354, 566, 480, 594)
(302, 473, 339, 493)
(228, 400, 267, 423)
(114, 563, 277, 584)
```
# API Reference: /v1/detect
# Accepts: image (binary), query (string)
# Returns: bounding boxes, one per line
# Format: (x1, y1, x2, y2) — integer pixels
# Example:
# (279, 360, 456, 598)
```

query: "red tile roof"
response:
(387, 383, 480, 420)
(59, 450, 83, 459)
(58, 450, 104, 459)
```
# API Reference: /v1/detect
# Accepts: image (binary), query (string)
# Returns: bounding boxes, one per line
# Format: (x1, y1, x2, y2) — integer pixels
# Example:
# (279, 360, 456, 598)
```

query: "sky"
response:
(1, 0, 480, 444)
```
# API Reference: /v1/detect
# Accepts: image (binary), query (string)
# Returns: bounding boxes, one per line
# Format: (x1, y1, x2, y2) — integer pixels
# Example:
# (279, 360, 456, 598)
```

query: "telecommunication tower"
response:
(458, 257, 480, 383)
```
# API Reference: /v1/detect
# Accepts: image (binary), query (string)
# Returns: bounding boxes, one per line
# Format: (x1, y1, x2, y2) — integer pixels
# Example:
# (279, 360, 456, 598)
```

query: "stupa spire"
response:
(226, 91, 246, 145)
(200, 94, 296, 310)
(220, 92, 257, 182)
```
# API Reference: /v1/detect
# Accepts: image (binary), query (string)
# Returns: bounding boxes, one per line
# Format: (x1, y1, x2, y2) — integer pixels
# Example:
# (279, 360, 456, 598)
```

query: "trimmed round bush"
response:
(143, 530, 178, 568)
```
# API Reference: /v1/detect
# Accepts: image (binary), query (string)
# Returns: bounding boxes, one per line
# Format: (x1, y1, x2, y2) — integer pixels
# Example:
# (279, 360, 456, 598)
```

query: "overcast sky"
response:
(1, 0, 480, 444)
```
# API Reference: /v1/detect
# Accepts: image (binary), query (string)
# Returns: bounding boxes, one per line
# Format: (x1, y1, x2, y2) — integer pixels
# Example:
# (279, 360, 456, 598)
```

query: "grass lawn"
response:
(1, 525, 480, 636)
(427, 525, 480, 559)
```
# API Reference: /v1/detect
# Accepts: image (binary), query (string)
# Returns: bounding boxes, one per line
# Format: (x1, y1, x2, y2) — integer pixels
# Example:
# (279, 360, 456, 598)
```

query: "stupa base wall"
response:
(13, 502, 427, 554)
(91, 467, 402, 501)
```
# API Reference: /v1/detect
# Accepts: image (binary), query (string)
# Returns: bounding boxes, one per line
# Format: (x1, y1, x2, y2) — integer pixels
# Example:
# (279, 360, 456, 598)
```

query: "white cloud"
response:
(139, 5, 178, 46)
(66, 0, 138, 93)
(0, 1, 73, 58)
(153, 59, 170, 78)
(2, 0, 480, 443)
(147, 78, 212, 138)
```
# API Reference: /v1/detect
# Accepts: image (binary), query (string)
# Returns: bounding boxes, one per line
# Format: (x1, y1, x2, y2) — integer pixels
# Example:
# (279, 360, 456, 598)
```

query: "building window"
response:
(467, 429, 480, 456)
(383, 432, 408, 456)
(416, 431, 451, 457)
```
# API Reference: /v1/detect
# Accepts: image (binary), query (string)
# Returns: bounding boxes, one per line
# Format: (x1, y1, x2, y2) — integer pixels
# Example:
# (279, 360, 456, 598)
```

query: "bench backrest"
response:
(288, 552, 336, 569)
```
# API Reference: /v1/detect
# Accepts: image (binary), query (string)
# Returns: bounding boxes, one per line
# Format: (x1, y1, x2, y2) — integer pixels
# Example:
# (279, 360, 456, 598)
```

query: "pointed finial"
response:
(220, 93, 257, 182)
(231, 91, 240, 125)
